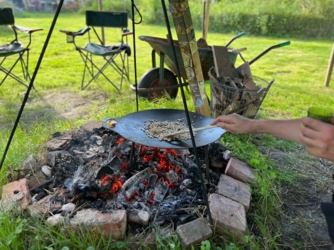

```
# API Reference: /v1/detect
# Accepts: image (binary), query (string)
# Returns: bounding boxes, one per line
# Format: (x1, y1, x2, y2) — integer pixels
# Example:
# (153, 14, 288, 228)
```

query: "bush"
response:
(79, 0, 334, 38)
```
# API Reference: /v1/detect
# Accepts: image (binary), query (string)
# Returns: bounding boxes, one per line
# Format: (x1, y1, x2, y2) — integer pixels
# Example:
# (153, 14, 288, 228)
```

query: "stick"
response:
(166, 125, 218, 137)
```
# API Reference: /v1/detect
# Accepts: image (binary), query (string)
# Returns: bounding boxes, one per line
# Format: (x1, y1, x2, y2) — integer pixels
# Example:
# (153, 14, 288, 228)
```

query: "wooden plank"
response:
(324, 43, 334, 87)
(201, 0, 211, 41)
(212, 45, 234, 78)
(237, 62, 252, 79)
(168, 0, 210, 116)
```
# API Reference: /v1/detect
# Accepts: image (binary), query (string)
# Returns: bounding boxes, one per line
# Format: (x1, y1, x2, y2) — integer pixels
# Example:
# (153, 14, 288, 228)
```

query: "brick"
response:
(176, 218, 212, 249)
(70, 209, 127, 239)
(81, 121, 102, 133)
(127, 209, 151, 226)
(225, 157, 256, 183)
(1, 178, 31, 209)
(209, 193, 247, 240)
(45, 136, 71, 151)
(0, 191, 24, 212)
(216, 174, 251, 211)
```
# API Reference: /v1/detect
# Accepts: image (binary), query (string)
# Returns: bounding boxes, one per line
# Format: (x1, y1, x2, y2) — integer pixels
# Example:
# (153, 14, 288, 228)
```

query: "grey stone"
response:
(127, 209, 151, 226)
(176, 218, 212, 249)
(21, 154, 37, 171)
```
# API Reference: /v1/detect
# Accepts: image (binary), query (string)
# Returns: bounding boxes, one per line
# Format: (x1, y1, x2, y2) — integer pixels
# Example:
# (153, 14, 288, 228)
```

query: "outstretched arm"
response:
(210, 114, 334, 162)
(210, 113, 302, 142)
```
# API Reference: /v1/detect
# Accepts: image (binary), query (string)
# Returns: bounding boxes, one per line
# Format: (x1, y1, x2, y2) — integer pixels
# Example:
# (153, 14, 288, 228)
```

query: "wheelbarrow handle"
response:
(225, 31, 246, 47)
(249, 40, 290, 65)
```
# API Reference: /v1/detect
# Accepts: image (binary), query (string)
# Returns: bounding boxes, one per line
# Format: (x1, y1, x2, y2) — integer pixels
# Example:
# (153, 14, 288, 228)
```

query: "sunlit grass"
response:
(0, 12, 333, 249)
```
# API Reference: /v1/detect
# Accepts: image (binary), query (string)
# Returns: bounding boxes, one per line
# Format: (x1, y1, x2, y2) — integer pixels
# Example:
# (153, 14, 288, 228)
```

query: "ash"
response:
(33, 125, 230, 230)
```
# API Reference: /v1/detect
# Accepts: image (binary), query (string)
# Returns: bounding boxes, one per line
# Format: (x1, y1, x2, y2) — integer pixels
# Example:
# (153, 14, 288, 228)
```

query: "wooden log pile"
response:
(209, 45, 272, 119)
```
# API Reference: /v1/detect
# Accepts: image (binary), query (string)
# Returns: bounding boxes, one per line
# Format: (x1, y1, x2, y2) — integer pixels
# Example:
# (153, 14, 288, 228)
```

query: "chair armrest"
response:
(59, 27, 90, 37)
(14, 25, 43, 34)
(122, 29, 133, 37)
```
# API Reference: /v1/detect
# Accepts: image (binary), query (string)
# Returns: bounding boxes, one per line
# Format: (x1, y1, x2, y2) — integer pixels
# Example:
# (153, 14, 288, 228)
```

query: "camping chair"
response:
(60, 10, 132, 92)
(0, 8, 43, 89)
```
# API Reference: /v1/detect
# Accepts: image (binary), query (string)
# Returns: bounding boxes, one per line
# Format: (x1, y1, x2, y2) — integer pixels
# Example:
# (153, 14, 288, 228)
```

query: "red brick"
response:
(216, 174, 251, 211)
(209, 193, 247, 240)
(70, 209, 127, 239)
(1, 178, 31, 209)
(225, 157, 256, 183)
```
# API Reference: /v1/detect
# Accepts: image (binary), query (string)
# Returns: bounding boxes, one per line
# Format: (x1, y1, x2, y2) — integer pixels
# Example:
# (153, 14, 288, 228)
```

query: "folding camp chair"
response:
(0, 8, 43, 88)
(60, 10, 132, 92)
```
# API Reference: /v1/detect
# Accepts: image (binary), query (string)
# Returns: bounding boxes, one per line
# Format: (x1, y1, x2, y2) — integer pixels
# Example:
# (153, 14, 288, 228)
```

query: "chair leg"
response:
(0, 52, 36, 90)
(78, 50, 128, 92)
(0, 55, 28, 88)
(79, 52, 120, 92)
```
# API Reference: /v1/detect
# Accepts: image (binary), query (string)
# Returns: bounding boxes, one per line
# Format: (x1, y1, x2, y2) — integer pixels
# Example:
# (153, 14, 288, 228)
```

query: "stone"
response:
(225, 157, 256, 183)
(27, 194, 52, 217)
(223, 150, 232, 160)
(27, 188, 66, 217)
(1, 178, 31, 210)
(216, 174, 251, 211)
(61, 203, 76, 215)
(47, 213, 70, 226)
(41, 165, 52, 178)
(70, 209, 127, 239)
(21, 154, 38, 171)
(45, 136, 71, 151)
(209, 193, 247, 240)
(127, 209, 151, 226)
(81, 121, 102, 133)
(176, 218, 212, 249)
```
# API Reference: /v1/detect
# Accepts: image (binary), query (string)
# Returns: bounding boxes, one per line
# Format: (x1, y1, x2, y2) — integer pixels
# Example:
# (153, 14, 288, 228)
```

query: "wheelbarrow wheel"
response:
(138, 68, 178, 100)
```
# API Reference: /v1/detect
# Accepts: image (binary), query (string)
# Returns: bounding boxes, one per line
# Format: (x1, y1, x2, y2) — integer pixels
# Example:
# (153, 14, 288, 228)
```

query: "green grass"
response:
(0, 12, 334, 249)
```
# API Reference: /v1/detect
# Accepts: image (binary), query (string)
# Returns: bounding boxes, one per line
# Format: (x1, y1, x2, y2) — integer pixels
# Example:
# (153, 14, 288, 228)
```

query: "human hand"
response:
(300, 117, 334, 162)
(210, 113, 255, 134)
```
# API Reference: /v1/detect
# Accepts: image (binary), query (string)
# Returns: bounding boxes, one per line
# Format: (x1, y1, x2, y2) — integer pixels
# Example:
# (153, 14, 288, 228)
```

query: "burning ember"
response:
(31, 125, 230, 229)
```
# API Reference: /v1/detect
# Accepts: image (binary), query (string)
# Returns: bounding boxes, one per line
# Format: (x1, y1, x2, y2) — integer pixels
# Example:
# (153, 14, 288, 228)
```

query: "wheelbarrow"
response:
(130, 32, 246, 100)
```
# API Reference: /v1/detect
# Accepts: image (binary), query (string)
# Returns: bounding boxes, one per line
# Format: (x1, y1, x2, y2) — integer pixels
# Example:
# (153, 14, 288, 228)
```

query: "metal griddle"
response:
(102, 109, 225, 149)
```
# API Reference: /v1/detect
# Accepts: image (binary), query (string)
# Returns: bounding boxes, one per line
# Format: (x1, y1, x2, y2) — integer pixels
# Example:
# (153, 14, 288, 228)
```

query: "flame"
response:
(101, 174, 112, 185)
(164, 148, 178, 156)
(111, 176, 123, 193)
(142, 179, 148, 188)
(175, 167, 181, 173)
(148, 191, 155, 203)
(117, 137, 126, 144)
(120, 160, 128, 171)
(125, 190, 139, 201)
(143, 154, 154, 163)
(169, 182, 177, 188)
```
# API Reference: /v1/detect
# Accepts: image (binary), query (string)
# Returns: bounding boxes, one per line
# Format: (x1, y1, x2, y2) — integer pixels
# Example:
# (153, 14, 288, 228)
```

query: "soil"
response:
(1, 89, 334, 249)
(253, 136, 334, 249)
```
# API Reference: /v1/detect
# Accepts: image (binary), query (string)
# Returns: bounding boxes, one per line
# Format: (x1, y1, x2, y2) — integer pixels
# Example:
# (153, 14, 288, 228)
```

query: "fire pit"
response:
(2, 114, 254, 247)
(27, 119, 229, 229)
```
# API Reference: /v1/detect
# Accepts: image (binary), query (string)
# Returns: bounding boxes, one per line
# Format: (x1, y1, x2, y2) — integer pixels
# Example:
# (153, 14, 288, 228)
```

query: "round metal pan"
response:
(102, 109, 225, 149)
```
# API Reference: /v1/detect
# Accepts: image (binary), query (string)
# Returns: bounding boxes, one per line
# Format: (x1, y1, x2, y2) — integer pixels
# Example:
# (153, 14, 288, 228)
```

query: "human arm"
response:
(210, 113, 302, 142)
(210, 114, 334, 162)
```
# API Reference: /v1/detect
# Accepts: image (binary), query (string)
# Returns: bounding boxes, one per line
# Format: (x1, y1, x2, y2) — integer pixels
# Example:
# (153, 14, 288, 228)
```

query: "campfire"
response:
(28, 123, 228, 228)
(2, 119, 254, 247)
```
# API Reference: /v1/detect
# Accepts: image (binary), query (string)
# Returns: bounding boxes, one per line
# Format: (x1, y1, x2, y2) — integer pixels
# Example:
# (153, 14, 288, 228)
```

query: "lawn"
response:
(0, 11, 334, 249)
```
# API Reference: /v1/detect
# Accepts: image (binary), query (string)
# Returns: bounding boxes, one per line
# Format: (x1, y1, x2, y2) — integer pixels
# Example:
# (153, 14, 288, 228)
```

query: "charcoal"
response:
(40, 125, 231, 233)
